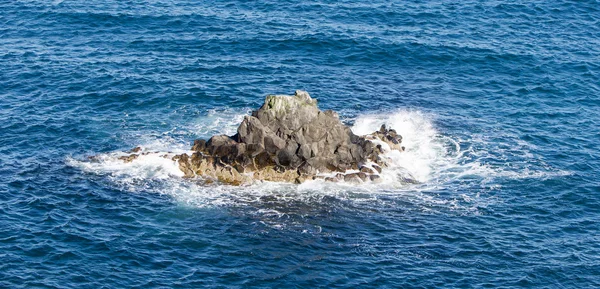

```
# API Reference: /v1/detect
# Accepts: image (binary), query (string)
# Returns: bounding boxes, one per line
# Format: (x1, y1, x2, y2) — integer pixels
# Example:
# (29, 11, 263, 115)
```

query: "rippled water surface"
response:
(2, 1, 600, 287)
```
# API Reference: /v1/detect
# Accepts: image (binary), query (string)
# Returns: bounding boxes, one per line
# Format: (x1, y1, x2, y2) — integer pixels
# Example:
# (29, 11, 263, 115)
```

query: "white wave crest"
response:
(191, 107, 251, 138)
(67, 146, 187, 191)
(351, 109, 458, 184)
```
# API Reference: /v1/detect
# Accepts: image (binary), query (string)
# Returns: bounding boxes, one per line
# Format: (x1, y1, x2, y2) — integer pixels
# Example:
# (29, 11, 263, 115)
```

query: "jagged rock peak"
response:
(261, 90, 318, 112)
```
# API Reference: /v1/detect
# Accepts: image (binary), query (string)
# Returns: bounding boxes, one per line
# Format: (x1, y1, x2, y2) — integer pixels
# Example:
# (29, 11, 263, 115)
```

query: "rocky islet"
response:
(119, 91, 405, 185)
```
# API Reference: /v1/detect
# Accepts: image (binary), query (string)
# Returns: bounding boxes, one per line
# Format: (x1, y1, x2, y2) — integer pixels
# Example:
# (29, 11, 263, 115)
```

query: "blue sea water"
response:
(1, 0, 600, 287)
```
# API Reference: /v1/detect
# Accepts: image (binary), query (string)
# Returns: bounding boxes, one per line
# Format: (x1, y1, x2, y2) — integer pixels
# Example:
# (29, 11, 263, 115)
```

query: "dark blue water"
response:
(2, 1, 600, 287)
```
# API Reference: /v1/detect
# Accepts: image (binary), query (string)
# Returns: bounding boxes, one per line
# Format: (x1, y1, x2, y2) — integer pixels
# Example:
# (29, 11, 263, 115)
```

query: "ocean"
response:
(1, 0, 599, 287)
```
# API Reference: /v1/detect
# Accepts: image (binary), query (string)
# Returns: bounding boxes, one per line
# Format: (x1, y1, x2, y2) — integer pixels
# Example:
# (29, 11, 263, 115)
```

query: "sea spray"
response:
(351, 109, 461, 184)
(69, 110, 465, 195)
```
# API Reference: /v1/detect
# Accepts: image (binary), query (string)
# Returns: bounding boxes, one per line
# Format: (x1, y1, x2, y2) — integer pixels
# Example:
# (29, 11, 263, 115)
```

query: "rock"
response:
(298, 162, 317, 176)
(205, 135, 237, 158)
(297, 143, 312, 160)
(360, 166, 375, 174)
(357, 172, 369, 182)
(236, 116, 266, 145)
(372, 164, 383, 174)
(192, 140, 206, 152)
(123, 90, 405, 185)
(118, 154, 138, 163)
(369, 174, 382, 183)
(343, 173, 364, 183)
(367, 124, 404, 151)
(255, 151, 275, 169)
(245, 143, 265, 157)
(264, 134, 286, 153)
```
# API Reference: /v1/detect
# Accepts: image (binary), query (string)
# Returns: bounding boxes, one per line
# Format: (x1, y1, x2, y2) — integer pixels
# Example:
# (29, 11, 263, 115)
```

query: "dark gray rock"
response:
(170, 90, 404, 184)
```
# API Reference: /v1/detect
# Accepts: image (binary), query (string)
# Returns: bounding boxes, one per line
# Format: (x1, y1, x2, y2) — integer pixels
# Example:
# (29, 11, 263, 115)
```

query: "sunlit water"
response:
(1, 1, 599, 287)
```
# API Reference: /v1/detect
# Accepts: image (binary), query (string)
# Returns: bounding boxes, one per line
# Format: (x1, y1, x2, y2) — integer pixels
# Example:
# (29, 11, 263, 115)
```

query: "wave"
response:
(67, 108, 571, 215)
(351, 109, 458, 184)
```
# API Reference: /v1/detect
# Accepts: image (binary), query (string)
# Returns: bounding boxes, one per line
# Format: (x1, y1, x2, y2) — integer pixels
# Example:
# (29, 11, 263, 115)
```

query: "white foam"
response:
(67, 147, 186, 191)
(352, 109, 572, 186)
(351, 109, 459, 185)
(190, 107, 251, 138)
(68, 107, 571, 218)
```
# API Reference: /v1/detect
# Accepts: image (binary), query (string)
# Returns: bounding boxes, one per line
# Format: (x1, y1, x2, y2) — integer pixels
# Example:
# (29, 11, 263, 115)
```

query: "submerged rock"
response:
(122, 91, 404, 185)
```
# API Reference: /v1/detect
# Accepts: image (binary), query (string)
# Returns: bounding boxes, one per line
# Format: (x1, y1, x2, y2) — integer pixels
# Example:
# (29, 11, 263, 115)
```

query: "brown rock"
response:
(118, 154, 139, 163)
(360, 166, 375, 174)
(192, 140, 206, 152)
(343, 173, 363, 183)
(369, 175, 382, 183)
(372, 164, 383, 174)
